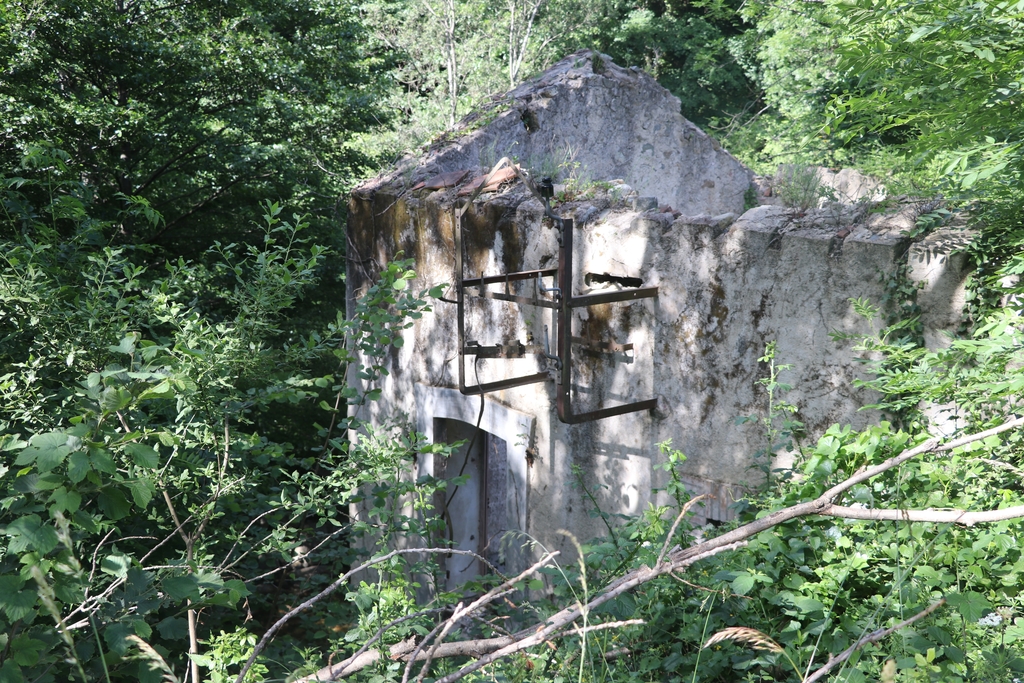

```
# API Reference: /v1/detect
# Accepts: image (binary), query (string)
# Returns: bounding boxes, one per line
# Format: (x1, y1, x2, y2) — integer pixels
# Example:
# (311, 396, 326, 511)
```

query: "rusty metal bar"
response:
(554, 217, 657, 425)
(459, 373, 552, 396)
(456, 209, 467, 394)
(462, 268, 557, 287)
(457, 208, 551, 397)
(570, 287, 659, 308)
(468, 290, 559, 309)
(455, 207, 658, 423)
(464, 342, 546, 358)
(558, 399, 659, 424)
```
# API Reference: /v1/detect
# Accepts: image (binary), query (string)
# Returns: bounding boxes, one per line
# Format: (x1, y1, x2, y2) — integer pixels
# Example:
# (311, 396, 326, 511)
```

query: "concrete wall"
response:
(345, 52, 972, 568)
(347, 180, 971, 565)
(369, 50, 753, 218)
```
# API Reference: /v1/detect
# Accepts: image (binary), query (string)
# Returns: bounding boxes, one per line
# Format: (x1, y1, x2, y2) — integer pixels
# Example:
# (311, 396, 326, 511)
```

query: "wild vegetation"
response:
(2, 0, 1023, 682)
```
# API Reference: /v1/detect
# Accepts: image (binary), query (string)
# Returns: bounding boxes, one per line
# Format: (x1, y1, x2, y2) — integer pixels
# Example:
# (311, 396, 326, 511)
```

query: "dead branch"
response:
(403, 618, 449, 683)
(411, 552, 558, 683)
(975, 457, 1024, 476)
(657, 495, 707, 567)
(234, 548, 514, 683)
(298, 636, 515, 682)
(329, 607, 448, 683)
(431, 541, 744, 683)
(572, 619, 645, 636)
(295, 416, 1024, 683)
(804, 599, 946, 683)
(822, 504, 1024, 525)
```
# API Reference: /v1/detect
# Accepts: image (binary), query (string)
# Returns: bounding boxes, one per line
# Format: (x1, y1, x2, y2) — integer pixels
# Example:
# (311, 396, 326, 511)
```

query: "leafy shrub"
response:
(0, 147, 442, 682)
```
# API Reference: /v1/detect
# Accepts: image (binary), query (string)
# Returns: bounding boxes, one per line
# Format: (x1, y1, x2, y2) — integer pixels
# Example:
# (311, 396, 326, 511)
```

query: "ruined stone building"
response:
(347, 51, 970, 580)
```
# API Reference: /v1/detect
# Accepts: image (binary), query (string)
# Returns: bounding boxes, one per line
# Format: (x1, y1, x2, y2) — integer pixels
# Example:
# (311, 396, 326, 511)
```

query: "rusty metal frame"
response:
(456, 212, 658, 422)
(553, 218, 659, 423)
(455, 214, 552, 395)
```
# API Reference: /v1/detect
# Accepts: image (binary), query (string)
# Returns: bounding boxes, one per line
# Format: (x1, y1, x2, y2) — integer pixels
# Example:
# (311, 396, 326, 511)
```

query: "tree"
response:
(0, 149, 444, 681)
(596, 0, 756, 126)
(832, 0, 1024, 191)
(0, 0, 383, 255)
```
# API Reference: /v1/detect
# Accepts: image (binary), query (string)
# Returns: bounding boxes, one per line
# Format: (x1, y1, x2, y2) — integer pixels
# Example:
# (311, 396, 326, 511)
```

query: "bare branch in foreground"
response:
(823, 504, 1024, 525)
(572, 619, 645, 636)
(412, 552, 558, 683)
(333, 607, 448, 682)
(234, 548, 510, 683)
(294, 416, 1024, 683)
(804, 599, 946, 683)
(657, 494, 707, 567)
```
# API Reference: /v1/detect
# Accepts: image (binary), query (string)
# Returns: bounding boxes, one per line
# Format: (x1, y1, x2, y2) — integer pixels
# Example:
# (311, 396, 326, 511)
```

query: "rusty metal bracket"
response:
(455, 208, 658, 421)
(553, 218, 658, 423)
(455, 213, 551, 396)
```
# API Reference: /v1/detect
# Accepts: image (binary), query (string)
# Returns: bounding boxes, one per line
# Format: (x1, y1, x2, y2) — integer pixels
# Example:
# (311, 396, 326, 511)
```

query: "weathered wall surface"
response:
(346, 53, 972, 564)
(348, 184, 971, 561)
(370, 50, 753, 218)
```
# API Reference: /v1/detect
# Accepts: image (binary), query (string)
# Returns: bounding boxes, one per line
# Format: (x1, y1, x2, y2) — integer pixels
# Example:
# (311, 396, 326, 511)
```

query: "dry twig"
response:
(804, 599, 946, 683)
(294, 416, 1024, 683)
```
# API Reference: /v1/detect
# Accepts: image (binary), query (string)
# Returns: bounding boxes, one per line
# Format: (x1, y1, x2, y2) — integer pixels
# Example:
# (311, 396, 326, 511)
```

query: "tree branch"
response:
(804, 599, 946, 683)
(234, 548, 535, 683)
(291, 416, 1024, 683)
(822, 503, 1024, 525)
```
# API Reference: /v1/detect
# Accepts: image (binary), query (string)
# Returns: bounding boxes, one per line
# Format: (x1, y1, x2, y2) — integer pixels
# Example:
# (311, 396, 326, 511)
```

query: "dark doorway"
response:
(433, 419, 508, 588)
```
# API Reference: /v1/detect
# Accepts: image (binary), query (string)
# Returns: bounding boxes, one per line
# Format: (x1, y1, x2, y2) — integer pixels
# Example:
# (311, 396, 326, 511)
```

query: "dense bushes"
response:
(0, 149, 442, 681)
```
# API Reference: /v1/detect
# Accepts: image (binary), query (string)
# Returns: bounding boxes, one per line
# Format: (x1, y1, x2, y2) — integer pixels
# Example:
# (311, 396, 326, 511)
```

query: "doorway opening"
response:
(433, 418, 508, 588)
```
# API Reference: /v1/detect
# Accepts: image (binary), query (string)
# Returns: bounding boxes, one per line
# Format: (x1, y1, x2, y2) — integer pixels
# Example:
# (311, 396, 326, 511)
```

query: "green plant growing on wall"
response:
(775, 165, 827, 212)
(736, 341, 804, 481)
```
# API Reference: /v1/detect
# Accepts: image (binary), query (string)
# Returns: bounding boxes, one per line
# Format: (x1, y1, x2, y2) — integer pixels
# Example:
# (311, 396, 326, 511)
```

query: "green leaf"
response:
(0, 660, 23, 683)
(224, 579, 251, 603)
(125, 479, 155, 508)
(104, 622, 134, 656)
(49, 487, 82, 513)
(163, 574, 201, 602)
(101, 554, 132, 579)
(67, 451, 91, 483)
(133, 618, 153, 640)
(97, 487, 133, 520)
(906, 24, 940, 43)
(16, 432, 71, 473)
(110, 335, 137, 356)
(946, 591, 990, 622)
(9, 636, 45, 666)
(125, 443, 159, 469)
(138, 380, 175, 401)
(791, 596, 825, 614)
(101, 387, 134, 412)
(90, 448, 117, 474)
(4, 515, 59, 554)
(0, 576, 36, 622)
(731, 573, 756, 595)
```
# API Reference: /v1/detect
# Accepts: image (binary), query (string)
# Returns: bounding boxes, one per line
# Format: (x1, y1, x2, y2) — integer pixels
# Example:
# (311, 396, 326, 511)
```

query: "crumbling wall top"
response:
(356, 50, 754, 217)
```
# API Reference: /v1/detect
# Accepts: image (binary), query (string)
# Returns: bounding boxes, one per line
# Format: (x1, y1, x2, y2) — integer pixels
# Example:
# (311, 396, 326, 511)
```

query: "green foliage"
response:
(831, 0, 1024, 192)
(490, 323, 1024, 683)
(736, 342, 803, 480)
(710, 0, 852, 174)
(357, 0, 758, 161)
(0, 0, 382, 255)
(597, 0, 754, 125)
(773, 165, 827, 211)
(0, 150, 441, 681)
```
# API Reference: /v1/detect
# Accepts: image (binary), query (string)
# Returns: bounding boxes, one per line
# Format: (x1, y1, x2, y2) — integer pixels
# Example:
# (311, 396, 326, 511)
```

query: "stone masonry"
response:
(347, 51, 972, 569)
